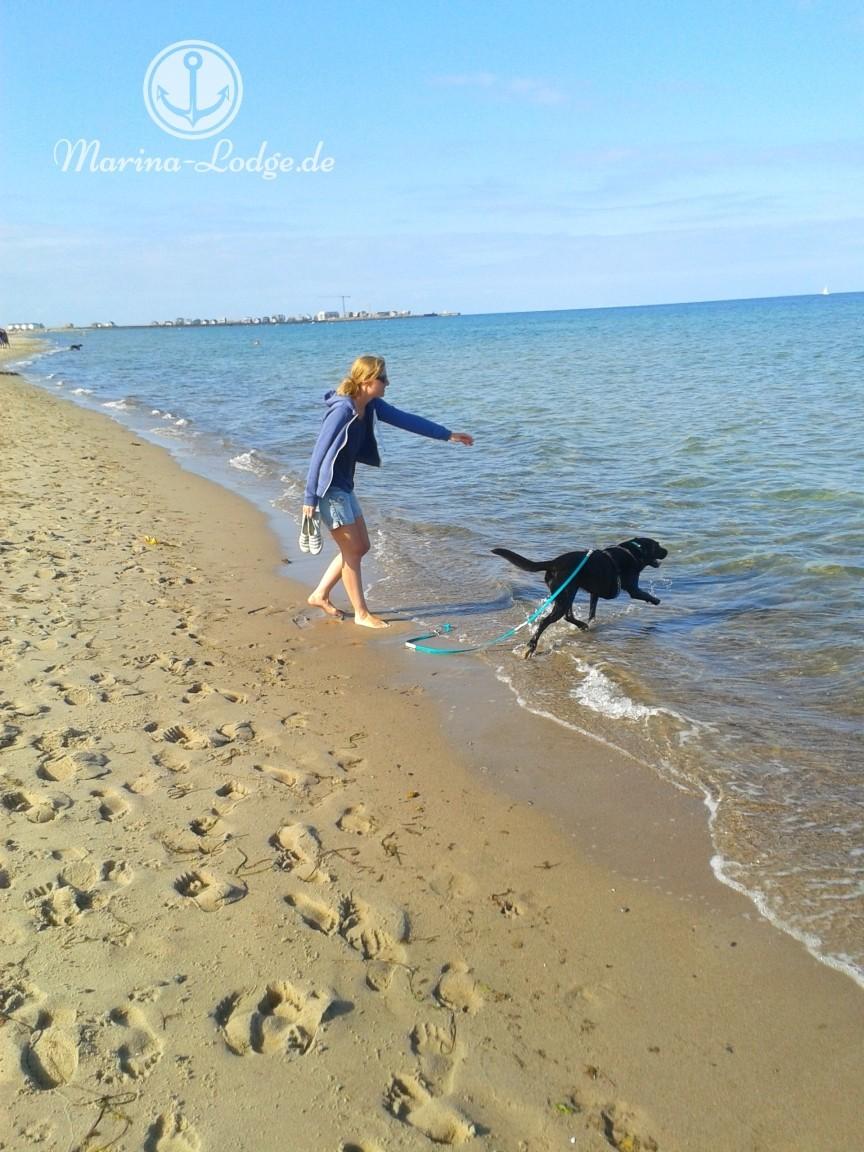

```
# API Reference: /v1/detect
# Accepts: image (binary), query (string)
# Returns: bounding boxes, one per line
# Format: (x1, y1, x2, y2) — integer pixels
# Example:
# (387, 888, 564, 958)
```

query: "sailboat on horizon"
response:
(820, 286, 830, 295)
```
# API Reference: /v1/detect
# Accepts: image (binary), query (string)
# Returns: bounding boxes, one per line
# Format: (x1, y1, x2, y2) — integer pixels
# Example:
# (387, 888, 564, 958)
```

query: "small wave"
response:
(103, 398, 135, 410)
(804, 561, 864, 578)
(148, 425, 199, 440)
(493, 664, 697, 791)
(71, 387, 93, 396)
(769, 487, 855, 503)
(570, 664, 660, 721)
(709, 851, 864, 990)
(229, 449, 275, 477)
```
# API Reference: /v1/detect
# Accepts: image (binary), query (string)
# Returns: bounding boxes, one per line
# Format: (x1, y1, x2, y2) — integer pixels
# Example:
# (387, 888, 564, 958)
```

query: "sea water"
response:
(18, 293, 864, 986)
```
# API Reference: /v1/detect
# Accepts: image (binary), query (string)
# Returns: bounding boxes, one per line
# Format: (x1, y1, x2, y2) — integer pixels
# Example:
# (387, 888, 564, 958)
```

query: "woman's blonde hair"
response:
(336, 355, 386, 397)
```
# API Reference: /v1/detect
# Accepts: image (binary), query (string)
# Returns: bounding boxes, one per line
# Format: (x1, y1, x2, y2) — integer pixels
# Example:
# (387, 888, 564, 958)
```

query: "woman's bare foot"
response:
(307, 593, 345, 618)
(354, 612, 390, 629)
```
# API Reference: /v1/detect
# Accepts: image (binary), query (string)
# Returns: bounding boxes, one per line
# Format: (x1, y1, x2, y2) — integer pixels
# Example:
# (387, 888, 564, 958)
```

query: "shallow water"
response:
(19, 293, 864, 985)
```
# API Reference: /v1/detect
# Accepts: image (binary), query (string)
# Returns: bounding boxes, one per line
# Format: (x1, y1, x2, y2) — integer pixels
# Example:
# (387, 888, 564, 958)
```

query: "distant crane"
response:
(319, 295, 351, 317)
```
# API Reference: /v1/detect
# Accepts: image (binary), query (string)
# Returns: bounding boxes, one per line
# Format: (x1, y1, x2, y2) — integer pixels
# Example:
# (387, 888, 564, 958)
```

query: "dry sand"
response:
(1, 372, 862, 1152)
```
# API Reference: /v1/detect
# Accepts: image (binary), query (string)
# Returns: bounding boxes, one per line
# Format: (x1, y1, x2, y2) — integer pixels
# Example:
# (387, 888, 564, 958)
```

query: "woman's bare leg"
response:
(309, 519, 388, 627)
(307, 552, 345, 617)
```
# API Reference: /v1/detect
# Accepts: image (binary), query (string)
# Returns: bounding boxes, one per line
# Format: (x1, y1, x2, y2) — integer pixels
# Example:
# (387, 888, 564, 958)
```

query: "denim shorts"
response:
(317, 486, 364, 530)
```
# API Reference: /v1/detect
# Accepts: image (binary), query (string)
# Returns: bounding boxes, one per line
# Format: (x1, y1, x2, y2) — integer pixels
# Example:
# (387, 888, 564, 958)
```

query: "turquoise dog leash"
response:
(405, 550, 594, 655)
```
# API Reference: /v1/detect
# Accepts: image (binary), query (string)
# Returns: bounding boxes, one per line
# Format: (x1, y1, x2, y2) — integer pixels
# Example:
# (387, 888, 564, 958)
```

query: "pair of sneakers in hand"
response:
(299, 513, 323, 555)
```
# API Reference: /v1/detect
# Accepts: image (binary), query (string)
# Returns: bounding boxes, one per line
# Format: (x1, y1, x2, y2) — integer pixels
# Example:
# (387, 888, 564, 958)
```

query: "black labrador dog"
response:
(493, 537, 668, 656)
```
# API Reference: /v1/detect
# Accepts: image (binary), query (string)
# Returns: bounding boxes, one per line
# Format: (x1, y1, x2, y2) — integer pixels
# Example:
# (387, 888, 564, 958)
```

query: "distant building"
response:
(315, 310, 340, 322)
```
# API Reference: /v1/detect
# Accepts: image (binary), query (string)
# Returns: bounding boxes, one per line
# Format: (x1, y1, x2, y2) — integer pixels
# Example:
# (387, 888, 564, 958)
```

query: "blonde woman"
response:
(302, 355, 474, 627)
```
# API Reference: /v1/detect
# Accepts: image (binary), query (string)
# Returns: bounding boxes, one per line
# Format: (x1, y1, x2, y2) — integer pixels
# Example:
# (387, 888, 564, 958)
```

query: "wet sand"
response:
(1, 371, 862, 1152)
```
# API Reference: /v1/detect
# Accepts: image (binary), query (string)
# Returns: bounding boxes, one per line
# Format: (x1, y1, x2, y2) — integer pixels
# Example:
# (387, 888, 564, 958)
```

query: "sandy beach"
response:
(1, 370, 862, 1152)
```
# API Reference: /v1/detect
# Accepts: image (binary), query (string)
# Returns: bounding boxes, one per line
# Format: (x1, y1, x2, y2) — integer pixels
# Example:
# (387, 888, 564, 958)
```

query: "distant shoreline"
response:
(39, 313, 461, 334)
(12, 288, 858, 335)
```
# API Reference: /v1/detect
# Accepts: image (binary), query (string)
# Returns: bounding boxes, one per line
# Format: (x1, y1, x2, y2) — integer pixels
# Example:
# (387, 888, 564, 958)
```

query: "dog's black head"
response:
(620, 538, 667, 568)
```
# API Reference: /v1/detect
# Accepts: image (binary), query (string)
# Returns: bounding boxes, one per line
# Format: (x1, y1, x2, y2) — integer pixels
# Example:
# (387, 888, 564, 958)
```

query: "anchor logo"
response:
(143, 41, 242, 140)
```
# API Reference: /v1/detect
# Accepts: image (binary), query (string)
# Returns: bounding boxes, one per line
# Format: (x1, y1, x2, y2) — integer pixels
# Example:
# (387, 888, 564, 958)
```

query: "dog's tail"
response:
(491, 547, 551, 573)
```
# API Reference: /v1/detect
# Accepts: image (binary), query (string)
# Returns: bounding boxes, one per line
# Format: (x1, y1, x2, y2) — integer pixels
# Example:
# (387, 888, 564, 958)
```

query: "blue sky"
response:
(2, 0, 863, 324)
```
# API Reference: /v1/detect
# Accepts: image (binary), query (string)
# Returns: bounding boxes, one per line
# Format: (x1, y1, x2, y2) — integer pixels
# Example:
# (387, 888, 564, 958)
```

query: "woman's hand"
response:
(302, 504, 315, 519)
(449, 432, 474, 446)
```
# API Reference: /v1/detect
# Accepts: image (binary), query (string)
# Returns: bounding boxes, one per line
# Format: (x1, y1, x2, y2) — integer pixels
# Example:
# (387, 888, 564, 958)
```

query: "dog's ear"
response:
(629, 537, 664, 567)
(624, 539, 650, 564)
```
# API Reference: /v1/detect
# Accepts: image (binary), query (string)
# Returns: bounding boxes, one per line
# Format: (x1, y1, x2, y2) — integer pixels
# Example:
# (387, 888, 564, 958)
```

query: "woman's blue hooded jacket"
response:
(303, 391, 451, 507)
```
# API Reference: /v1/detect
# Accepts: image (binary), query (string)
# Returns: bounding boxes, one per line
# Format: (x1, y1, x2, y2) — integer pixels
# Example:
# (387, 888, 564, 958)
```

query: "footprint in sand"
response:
(126, 771, 161, 795)
(110, 1005, 164, 1080)
(23, 882, 75, 928)
(0, 859, 12, 889)
(25, 858, 127, 928)
(271, 823, 331, 883)
(145, 1111, 202, 1152)
(215, 779, 248, 802)
(592, 1103, 660, 1152)
(411, 1020, 460, 1091)
(217, 720, 256, 744)
(339, 895, 408, 963)
(182, 681, 247, 705)
(2, 788, 64, 824)
(174, 869, 246, 912)
(145, 653, 197, 676)
(92, 788, 130, 822)
(337, 803, 376, 836)
(32, 726, 90, 753)
(47, 681, 91, 707)
(491, 888, 526, 919)
(255, 764, 321, 794)
(333, 753, 368, 774)
(412, 1020, 456, 1058)
(25, 1007, 79, 1089)
(152, 749, 189, 774)
(385, 1074, 476, 1144)
(147, 723, 212, 750)
(0, 698, 49, 719)
(217, 980, 334, 1057)
(189, 810, 227, 838)
(0, 722, 23, 749)
(162, 810, 229, 855)
(0, 979, 42, 1029)
(284, 891, 340, 936)
(58, 859, 101, 892)
(281, 712, 309, 733)
(38, 749, 109, 782)
(102, 859, 134, 885)
(435, 964, 485, 1016)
